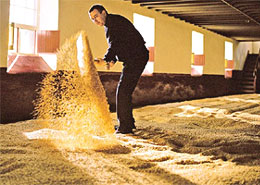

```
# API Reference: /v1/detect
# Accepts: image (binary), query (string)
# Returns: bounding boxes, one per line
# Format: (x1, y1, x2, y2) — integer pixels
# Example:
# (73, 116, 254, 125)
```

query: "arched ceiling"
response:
(125, 0, 260, 41)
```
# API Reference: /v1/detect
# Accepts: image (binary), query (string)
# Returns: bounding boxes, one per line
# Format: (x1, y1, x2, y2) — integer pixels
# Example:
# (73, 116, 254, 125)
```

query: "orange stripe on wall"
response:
(225, 60, 234, 69)
(193, 54, 205, 65)
(148, 46, 154, 62)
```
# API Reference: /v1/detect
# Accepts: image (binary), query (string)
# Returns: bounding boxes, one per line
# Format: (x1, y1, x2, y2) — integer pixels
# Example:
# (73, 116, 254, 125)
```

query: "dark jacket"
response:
(103, 14, 148, 64)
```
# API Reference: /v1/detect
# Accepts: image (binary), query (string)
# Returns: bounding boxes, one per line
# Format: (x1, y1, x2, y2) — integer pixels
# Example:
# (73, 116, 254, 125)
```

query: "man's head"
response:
(89, 5, 108, 26)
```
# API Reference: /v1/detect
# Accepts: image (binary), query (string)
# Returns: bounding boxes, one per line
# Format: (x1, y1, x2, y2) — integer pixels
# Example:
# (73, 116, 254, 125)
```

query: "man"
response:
(89, 5, 149, 134)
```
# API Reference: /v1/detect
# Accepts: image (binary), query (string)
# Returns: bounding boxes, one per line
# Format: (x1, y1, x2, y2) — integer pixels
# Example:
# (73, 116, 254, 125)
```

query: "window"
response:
(192, 31, 204, 55)
(191, 31, 205, 76)
(9, 0, 38, 27)
(225, 41, 233, 61)
(133, 13, 155, 75)
(8, 0, 59, 73)
(9, 0, 38, 54)
(224, 41, 234, 78)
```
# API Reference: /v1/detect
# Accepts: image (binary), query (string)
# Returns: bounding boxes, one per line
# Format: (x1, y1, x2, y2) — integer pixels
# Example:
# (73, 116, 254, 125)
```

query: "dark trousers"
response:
(116, 59, 148, 131)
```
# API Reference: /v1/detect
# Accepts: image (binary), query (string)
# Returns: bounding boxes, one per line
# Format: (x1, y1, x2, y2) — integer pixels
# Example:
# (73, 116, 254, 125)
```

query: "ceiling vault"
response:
(220, 0, 260, 26)
(124, 0, 260, 41)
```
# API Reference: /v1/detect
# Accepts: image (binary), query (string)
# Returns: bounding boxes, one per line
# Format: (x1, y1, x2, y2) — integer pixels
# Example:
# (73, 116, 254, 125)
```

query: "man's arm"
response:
(104, 24, 119, 63)
(104, 40, 117, 63)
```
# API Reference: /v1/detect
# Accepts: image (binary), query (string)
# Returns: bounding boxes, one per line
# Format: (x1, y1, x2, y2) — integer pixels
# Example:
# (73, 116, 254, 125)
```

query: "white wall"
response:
(235, 41, 260, 70)
(252, 41, 260, 54)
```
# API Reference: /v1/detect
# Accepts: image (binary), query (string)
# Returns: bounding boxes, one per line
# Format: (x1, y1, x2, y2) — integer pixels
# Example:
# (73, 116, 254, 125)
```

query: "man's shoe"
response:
(114, 125, 119, 130)
(115, 129, 133, 134)
(114, 125, 136, 130)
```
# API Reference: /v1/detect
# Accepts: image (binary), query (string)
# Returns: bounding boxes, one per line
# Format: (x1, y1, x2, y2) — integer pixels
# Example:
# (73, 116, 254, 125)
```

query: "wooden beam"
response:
(147, 2, 223, 9)
(162, 10, 241, 16)
(155, 7, 234, 13)
(132, 0, 206, 3)
(134, 0, 217, 6)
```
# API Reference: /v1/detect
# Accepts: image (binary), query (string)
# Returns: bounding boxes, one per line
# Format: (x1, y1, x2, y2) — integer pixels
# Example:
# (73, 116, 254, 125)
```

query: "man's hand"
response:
(106, 61, 115, 70)
(94, 58, 106, 67)
(94, 58, 115, 70)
